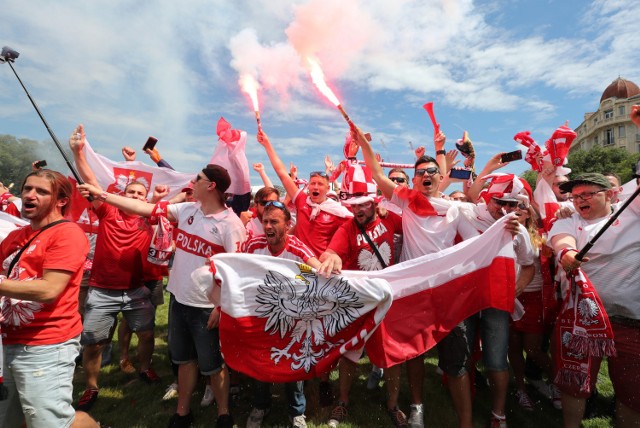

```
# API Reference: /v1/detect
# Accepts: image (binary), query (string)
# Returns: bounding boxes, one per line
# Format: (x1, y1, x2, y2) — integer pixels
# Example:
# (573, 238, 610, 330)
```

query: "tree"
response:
(566, 145, 640, 184)
(0, 135, 40, 190)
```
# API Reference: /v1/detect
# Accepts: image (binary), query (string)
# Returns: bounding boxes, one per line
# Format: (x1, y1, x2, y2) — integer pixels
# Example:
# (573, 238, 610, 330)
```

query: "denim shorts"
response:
(168, 294, 223, 375)
(437, 308, 510, 374)
(81, 286, 155, 345)
(0, 336, 80, 428)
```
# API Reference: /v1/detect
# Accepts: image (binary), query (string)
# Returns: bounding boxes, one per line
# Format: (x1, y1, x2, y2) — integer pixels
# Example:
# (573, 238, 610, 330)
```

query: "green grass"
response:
(73, 291, 615, 427)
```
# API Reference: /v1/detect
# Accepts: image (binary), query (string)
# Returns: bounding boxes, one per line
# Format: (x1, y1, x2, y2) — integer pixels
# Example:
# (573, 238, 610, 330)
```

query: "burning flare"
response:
(307, 57, 340, 106)
(239, 74, 260, 112)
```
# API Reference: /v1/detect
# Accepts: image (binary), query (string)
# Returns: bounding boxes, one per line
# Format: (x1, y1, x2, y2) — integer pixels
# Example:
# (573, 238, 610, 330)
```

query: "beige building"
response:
(571, 77, 640, 154)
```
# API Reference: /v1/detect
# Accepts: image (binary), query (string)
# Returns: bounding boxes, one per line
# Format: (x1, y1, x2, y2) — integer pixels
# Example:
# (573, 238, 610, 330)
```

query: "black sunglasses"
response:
(195, 175, 210, 182)
(415, 167, 439, 177)
(390, 177, 407, 184)
(264, 201, 286, 210)
(310, 171, 328, 179)
(493, 199, 518, 208)
(339, 191, 372, 200)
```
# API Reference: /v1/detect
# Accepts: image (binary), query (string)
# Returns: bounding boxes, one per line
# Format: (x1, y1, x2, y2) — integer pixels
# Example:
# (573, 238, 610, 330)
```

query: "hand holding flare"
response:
(239, 74, 261, 130)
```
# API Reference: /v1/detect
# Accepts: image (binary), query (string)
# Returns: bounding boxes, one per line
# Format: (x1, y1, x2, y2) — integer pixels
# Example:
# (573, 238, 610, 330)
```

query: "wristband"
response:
(435, 150, 447, 155)
(558, 247, 577, 262)
(97, 192, 109, 202)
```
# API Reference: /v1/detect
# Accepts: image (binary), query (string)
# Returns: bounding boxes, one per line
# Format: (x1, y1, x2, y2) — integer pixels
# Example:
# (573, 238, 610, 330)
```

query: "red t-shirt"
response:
(293, 193, 350, 257)
(327, 213, 403, 271)
(89, 204, 153, 290)
(0, 222, 89, 345)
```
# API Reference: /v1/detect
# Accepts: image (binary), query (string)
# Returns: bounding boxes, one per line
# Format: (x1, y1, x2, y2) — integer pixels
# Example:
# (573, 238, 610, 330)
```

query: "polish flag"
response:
(533, 179, 561, 232)
(360, 216, 516, 368)
(213, 254, 393, 383)
(0, 211, 28, 243)
(214, 216, 515, 379)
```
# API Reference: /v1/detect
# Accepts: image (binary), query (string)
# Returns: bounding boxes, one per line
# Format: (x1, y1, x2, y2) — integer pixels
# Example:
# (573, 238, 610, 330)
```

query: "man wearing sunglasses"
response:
(355, 127, 480, 428)
(245, 187, 281, 241)
(549, 173, 640, 428)
(79, 164, 246, 428)
(244, 201, 319, 428)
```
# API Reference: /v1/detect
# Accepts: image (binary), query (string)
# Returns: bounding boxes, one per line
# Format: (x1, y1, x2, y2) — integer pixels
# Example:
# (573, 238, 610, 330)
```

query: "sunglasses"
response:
(517, 203, 528, 210)
(415, 167, 440, 177)
(390, 177, 407, 184)
(310, 171, 329, 179)
(195, 175, 210, 182)
(264, 200, 286, 210)
(492, 199, 518, 208)
(339, 191, 373, 200)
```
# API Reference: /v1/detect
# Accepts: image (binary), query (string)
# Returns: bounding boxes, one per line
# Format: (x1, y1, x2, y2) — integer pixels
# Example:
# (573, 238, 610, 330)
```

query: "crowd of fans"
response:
(0, 105, 639, 428)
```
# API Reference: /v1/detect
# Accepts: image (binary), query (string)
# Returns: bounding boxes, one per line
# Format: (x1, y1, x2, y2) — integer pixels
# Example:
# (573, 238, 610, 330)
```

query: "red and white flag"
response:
(0, 211, 28, 243)
(360, 216, 516, 368)
(209, 117, 251, 195)
(533, 178, 561, 232)
(80, 139, 193, 199)
(213, 254, 393, 383)
(214, 216, 516, 379)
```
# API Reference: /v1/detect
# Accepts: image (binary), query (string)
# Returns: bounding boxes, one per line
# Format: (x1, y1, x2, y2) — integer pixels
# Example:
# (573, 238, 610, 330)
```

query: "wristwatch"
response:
(436, 150, 447, 155)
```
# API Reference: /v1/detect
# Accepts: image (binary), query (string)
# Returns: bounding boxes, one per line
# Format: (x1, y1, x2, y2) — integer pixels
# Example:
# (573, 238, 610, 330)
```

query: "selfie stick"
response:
(0, 46, 85, 184)
(575, 184, 640, 261)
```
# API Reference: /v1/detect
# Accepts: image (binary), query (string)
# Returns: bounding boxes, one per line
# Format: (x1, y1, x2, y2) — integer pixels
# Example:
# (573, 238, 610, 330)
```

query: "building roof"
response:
(600, 77, 640, 103)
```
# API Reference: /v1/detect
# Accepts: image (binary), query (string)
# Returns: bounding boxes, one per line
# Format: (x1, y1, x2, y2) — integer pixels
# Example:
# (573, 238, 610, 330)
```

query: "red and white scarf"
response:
(553, 267, 615, 393)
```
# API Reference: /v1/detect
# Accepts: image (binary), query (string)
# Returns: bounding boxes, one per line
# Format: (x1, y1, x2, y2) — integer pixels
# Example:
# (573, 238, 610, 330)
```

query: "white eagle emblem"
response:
(255, 263, 363, 373)
(357, 242, 391, 271)
(578, 298, 599, 325)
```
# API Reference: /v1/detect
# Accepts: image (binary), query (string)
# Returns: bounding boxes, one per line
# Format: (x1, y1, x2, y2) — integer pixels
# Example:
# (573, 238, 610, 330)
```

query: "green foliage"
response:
(567, 145, 640, 183)
(74, 291, 614, 427)
(0, 134, 40, 189)
(520, 169, 538, 192)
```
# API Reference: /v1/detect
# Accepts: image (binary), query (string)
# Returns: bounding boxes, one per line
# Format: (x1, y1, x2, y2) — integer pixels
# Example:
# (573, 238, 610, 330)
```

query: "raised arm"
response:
(253, 162, 273, 188)
(68, 124, 103, 208)
(256, 129, 299, 200)
(352, 127, 396, 200)
(466, 153, 507, 202)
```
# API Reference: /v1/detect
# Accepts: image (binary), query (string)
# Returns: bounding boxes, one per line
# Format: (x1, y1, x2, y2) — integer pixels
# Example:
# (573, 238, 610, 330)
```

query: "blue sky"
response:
(1, 0, 638, 188)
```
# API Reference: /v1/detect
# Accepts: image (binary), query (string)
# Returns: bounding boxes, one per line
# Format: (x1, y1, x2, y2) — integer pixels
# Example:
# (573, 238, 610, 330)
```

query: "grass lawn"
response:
(73, 290, 615, 427)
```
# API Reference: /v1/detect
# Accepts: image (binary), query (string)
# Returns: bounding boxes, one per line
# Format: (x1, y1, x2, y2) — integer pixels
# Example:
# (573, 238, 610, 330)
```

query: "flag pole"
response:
(576, 185, 640, 261)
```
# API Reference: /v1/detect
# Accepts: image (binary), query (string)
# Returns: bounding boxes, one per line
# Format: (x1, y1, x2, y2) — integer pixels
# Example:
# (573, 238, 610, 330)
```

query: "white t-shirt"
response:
(245, 216, 263, 241)
(167, 202, 246, 308)
(390, 187, 479, 261)
(245, 234, 315, 263)
(549, 196, 640, 319)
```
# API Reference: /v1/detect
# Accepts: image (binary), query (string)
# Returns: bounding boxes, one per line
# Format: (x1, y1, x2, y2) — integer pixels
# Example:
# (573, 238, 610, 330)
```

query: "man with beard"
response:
(244, 186, 281, 241)
(0, 169, 98, 428)
(244, 201, 319, 428)
(318, 176, 405, 427)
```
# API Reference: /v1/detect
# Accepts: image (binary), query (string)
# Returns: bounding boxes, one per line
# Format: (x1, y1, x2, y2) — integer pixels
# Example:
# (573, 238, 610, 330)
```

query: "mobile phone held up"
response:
(500, 150, 523, 163)
(142, 136, 158, 152)
(34, 159, 47, 169)
(449, 168, 472, 180)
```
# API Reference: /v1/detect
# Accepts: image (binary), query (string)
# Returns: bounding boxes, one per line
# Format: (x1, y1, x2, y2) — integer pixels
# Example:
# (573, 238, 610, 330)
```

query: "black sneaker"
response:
(76, 388, 99, 412)
(168, 412, 194, 428)
(216, 413, 234, 428)
(387, 406, 408, 428)
(139, 368, 161, 384)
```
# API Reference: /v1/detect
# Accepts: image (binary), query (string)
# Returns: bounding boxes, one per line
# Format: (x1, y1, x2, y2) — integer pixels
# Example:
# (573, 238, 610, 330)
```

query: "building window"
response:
(594, 135, 598, 144)
(619, 106, 625, 116)
(604, 110, 614, 119)
(619, 126, 625, 138)
(605, 129, 614, 145)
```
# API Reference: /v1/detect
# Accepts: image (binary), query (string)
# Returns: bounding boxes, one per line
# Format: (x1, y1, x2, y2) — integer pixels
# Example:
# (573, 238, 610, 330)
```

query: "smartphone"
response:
(142, 136, 158, 151)
(501, 150, 523, 163)
(34, 160, 47, 168)
(449, 168, 472, 180)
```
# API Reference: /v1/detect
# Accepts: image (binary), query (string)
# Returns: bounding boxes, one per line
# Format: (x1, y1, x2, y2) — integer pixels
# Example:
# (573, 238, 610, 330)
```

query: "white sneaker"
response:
(527, 378, 552, 399)
(201, 385, 214, 407)
(291, 414, 307, 428)
(367, 366, 384, 390)
(408, 403, 424, 428)
(550, 385, 562, 410)
(162, 382, 178, 401)
(246, 407, 268, 428)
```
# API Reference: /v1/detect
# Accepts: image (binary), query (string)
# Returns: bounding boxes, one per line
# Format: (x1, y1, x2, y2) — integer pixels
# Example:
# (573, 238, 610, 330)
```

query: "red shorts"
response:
(608, 321, 640, 413)
(512, 291, 544, 334)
